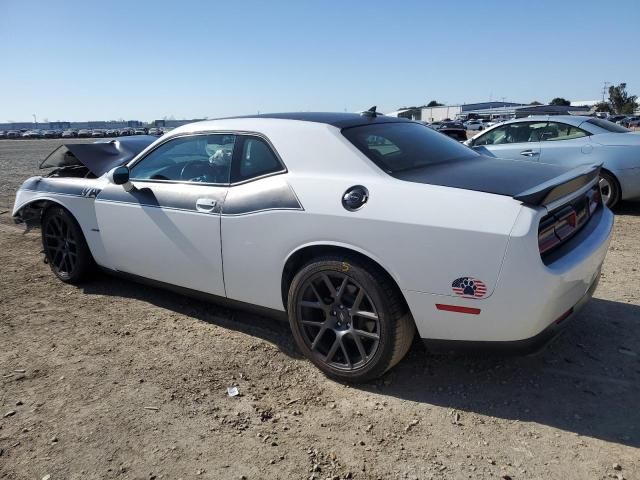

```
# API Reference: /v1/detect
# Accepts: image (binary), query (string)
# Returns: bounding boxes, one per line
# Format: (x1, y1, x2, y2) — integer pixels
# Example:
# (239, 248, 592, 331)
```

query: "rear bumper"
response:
(421, 271, 599, 353)
(405, 206, 614, 342)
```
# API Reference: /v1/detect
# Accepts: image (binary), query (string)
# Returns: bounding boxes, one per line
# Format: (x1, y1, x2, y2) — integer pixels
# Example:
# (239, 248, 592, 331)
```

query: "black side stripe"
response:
(221, 180, 302, 215)
(21, 177, 303, 216)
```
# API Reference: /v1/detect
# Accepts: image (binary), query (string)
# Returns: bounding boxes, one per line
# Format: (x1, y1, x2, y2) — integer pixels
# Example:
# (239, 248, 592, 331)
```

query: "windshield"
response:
(586, 118, 630, 133)
(342, 122, 475, 173)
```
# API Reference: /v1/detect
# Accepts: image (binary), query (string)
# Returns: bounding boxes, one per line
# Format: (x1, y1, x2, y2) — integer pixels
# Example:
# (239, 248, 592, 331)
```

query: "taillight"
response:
(538, 184, 601, 257)
(538, 217, 560, 254)
(554, 206, 577, 240)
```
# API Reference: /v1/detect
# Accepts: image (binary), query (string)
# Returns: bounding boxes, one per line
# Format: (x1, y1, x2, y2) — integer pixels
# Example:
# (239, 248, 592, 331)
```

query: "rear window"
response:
(342, 122, 475, 173)
(586, 118, 630, 133)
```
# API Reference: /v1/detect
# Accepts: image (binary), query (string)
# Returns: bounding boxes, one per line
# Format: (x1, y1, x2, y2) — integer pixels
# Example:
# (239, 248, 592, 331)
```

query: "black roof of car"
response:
(227, 112, 414, 129)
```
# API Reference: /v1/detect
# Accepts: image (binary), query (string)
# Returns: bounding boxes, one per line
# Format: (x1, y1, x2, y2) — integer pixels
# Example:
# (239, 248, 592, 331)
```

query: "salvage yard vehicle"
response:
(12, 112, 613, 382)
(61, 129, 78, 138)
(22, 129, 43, 138)
(466, 115, 640, 208)
(463, 119, 485, 131)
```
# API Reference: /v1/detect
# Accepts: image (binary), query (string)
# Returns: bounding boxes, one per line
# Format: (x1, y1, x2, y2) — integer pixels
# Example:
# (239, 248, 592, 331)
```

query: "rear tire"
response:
(41, 206, 95, 283)
(599, 171, 621, 209)
(287, 255, 415, 383)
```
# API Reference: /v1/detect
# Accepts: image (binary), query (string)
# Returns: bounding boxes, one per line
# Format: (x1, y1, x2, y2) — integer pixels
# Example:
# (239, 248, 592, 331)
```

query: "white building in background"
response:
(386, 102, 523, 122)
(570, 100, 599, 107)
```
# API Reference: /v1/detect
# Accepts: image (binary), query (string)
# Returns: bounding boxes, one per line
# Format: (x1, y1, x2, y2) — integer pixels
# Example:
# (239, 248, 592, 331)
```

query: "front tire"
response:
(287, 256, 415, 383)
(599, 171, 621, 209)
(41, 206, 95, 283)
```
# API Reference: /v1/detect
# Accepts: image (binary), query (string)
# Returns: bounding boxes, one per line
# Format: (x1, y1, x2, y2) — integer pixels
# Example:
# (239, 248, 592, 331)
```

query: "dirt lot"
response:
(1, 139, 639, 480)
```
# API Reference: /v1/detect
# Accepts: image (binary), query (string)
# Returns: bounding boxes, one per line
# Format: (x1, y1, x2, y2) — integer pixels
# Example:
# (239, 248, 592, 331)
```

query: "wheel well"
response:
(600, 168, 620, 188)
(14, 199, 61, 226)
(281, 245, 409, 313)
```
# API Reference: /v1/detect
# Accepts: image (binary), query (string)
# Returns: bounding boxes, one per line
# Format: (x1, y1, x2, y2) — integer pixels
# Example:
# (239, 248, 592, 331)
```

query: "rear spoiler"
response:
(40, 136, 156, 177)
(513, 163, 601, 206)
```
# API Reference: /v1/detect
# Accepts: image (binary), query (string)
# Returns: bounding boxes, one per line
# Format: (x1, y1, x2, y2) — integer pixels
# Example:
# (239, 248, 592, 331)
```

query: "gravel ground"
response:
(1, 139, 639, 480)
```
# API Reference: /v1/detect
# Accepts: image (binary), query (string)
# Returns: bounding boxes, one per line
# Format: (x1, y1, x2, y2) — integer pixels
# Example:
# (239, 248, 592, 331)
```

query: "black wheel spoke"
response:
(324, 337, 340, 362)
(320, 274, 337, 297)
(351, 332, 368, 361)
(301, 319, 325, 326)
(300, 300, 326, 311)
(309, 282, 324, 302)
(52, 249, 64, 268)
(354, 329, 379, 340)
(311, 325, 329, 350)
(340, 340, 352, 368)
(335, 276, 348, 303)
(352, 310, 378, 320)
(352, 288, 365, 310)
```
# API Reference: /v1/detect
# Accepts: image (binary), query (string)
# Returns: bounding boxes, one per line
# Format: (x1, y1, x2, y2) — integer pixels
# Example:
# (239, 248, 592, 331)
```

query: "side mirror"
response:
(464, 138, 473, 147)
(107, 166, 135, 192)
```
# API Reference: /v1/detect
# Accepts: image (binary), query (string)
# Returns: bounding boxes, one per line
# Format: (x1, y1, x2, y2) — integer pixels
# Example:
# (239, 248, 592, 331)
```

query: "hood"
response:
(591, 132, 640, 147)
(391, 155, 600, 206)
(40, 136, 156, 177)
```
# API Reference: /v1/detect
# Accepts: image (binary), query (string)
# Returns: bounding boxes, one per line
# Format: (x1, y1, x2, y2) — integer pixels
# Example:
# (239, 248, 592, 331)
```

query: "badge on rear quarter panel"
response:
(451, 277, 487, 298)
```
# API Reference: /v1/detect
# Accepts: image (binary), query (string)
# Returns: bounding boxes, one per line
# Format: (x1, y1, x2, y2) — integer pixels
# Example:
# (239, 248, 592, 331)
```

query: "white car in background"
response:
(13, 112, 613, 382)
(466, 115, 640, 207)
(463, 120, 485, 131)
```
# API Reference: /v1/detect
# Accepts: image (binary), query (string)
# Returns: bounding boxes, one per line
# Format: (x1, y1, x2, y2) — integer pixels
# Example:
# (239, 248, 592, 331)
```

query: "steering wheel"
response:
(179, 161, 210, 181)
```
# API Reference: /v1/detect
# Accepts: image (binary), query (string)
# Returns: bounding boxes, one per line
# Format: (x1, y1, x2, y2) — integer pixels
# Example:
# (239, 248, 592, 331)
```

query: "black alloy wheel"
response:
(296, 271, 381, 371)
(288, 256, 415, 382)
(42, 206, 94, 283)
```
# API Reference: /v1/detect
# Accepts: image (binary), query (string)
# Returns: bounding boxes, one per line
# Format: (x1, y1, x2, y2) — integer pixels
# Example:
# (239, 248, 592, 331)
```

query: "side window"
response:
(130, 134, 235, 184)
(503, 121, 548, 143)
(541, 122, 589, 141)
(473, 125, 508, 146)
(231, 136, 284, 183)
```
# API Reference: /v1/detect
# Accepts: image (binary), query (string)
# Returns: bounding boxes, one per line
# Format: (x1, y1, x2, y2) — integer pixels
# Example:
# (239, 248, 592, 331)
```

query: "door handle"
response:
(196, 198, 217, 213)
(520, 150, 539, 157)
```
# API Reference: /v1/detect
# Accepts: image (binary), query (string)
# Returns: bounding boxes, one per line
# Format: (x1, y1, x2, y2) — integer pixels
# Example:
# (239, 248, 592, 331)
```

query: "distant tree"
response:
(594, 101, 612, 113)
(608, 83, 638, 114)
(529, 101, 543, 105)
(550, 97, 571, 106)
(426, 100, 444, 107)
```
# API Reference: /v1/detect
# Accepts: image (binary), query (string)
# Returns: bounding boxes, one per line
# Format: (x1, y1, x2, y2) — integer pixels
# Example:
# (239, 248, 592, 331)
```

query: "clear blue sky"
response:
(1, 0, 638, 122)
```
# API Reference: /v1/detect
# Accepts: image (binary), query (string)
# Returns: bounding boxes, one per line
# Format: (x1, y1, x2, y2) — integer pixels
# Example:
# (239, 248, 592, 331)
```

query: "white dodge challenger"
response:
(13, 111, 614, 382)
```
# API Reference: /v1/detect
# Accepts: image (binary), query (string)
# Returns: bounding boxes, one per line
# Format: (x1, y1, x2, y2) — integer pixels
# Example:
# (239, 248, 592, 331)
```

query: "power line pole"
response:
(602, 81, 610, 103)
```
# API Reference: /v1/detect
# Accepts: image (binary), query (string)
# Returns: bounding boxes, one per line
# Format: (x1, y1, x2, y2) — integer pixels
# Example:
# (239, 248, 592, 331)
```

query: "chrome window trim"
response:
(127, 130, 288, 187)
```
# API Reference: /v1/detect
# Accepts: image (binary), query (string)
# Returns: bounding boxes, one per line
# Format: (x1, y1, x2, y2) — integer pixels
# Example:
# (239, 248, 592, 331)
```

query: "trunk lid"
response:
(392, 155, 600, 206)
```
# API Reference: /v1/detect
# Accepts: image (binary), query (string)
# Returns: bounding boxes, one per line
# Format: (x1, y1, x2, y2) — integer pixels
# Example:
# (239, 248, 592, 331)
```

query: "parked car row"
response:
(604, 115, 640, 128)
(424, 120, 468, 141)
(0, 127, 171, 139)
(463, 119, 498, 131)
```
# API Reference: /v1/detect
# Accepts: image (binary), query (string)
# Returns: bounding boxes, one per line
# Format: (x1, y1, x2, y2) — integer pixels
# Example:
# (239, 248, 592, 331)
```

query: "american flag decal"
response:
(451, 277, 487, 298)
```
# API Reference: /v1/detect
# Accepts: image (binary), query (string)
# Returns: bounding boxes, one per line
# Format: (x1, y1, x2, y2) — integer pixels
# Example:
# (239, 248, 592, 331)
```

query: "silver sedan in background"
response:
(466, 116, 640, 207)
